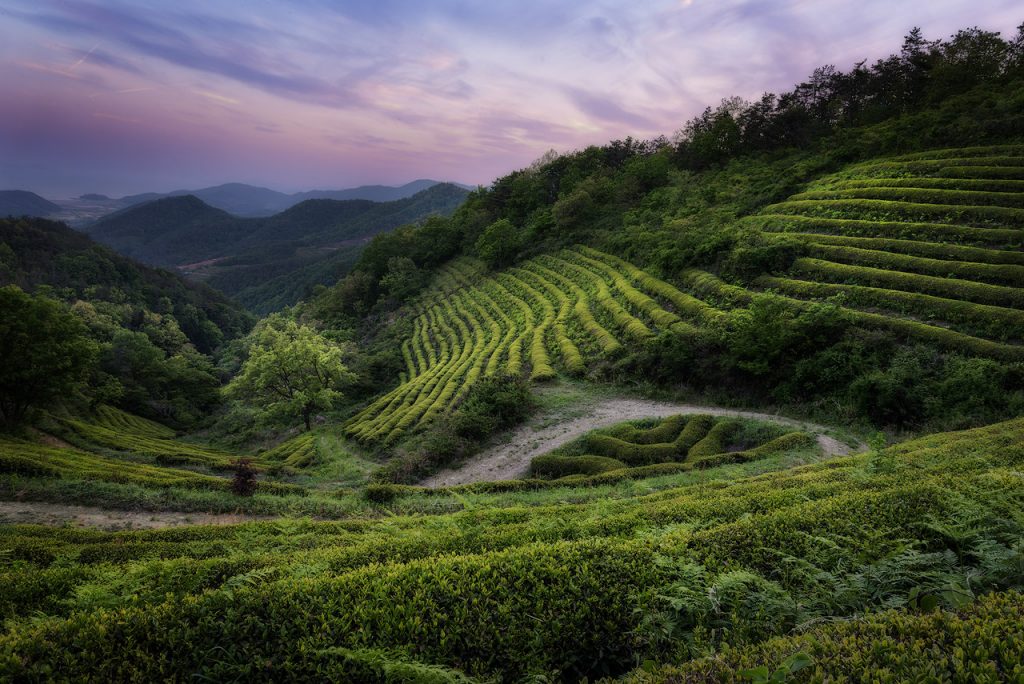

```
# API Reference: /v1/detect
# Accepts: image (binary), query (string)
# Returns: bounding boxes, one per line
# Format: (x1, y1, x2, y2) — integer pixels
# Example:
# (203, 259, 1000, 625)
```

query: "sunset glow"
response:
(1, 0, 1020, 196)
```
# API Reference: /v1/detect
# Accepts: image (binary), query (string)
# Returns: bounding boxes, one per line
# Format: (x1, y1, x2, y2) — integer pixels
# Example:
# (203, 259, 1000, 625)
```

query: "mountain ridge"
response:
(85, 183, 471, 312)
(0, 190, 62, 217)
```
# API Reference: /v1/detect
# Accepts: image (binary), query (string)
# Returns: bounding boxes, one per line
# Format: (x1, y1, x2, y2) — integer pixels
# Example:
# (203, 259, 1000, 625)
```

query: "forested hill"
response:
(0, 217, 251, 353)
(86, 182, 471, 313)
(0, 216, 255, 426)
(308, 25, 1024, 435)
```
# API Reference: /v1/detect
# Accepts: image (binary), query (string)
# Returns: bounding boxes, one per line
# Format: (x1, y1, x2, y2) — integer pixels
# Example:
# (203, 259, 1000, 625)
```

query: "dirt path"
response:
(0, 501, 267, 531)
(421, 398, 864, 487)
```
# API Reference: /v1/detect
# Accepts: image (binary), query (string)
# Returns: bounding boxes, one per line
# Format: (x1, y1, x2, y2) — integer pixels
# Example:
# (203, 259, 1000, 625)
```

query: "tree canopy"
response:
(0, 286, 96, 426)
(227, 315, 354, 430)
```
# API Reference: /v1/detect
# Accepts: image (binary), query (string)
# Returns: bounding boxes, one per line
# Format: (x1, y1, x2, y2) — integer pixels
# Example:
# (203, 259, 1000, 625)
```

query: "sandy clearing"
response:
(421, 398, 864, 487)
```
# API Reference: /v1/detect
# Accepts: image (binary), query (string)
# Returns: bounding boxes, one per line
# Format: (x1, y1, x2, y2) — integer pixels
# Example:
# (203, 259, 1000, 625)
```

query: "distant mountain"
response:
(116, 179, 472, 217)
(87, 195, 244, 265)
(0, 190, 61, 217)
(293, 179, 472, 204)
(86, 183, 471, 313)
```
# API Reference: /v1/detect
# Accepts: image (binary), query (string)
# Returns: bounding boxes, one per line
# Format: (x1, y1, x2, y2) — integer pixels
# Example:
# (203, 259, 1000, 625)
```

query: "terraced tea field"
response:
(348, 147, 1024, 446)
(2, 406, 305, 497)
(746, 144, 1024, 358)
(346, 246, 727, 444)
(4, 416, 1023, 681)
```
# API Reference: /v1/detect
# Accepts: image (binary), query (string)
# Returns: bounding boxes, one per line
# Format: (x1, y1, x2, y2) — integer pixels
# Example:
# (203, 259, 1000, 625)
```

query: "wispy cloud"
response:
(1, 0, 1021, 196)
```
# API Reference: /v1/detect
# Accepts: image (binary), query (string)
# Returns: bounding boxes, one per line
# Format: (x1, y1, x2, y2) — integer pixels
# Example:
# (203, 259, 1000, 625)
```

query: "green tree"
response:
(475, 218, 522, 269)
(227, 315, 354, 430)
(0, 286, 96, 426)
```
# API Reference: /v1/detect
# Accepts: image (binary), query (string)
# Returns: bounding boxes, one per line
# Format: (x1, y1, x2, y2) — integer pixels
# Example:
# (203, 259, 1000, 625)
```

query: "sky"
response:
(0, 1, 1020, 198)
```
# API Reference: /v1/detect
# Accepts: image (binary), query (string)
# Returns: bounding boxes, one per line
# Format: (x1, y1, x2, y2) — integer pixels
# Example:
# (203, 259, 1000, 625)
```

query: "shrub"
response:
(530, 454, 626, 478)
(229, 458, 258, 497)
(687, 420, 740, 461)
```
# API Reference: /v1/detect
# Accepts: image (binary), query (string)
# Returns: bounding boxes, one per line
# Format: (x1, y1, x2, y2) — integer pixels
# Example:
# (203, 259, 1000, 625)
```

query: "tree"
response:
(227, 315, 354, 430)
(0, 285, 96, 426)
(475, 218, 522, 269)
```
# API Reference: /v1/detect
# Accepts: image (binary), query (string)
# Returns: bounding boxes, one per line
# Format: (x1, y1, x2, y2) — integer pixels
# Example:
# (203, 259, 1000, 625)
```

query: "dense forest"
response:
(0, 217, 252, 426)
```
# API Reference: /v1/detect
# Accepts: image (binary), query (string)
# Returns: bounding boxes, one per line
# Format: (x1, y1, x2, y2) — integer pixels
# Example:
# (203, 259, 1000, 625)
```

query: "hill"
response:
(86, 183, 470, 313)
(0, 217, 250, 350)
(0, 216, 252, 425)
(3, 21, 1024, 683)
(308, 25, 1024, 441)
(0, 190, 60, 217)
(117, 179, 470, 217)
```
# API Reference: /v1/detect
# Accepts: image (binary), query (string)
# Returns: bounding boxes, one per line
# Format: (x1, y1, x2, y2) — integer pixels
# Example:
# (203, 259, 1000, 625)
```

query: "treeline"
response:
(0, 218, 253, 427)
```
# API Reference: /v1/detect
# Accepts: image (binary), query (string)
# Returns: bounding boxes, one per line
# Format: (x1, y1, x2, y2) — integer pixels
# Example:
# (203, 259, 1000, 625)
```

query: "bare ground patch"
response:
(0, 501, 268, 531)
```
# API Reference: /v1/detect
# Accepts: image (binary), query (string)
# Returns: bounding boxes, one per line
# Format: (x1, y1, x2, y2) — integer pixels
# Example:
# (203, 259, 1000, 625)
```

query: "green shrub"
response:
(586, 434, 679, 465)
(792, 257, 1024, 309)
(766, 198, 1024, 227)
(530, 454, 626, 478)
(687, 420, 740, 461)
(675, 415, 715, 455)
(690, 432, 816, 469)
(0, 540, 662, 681)
(790, 186, 1024, 208)
(757, 275, 1024, 341)
(747, 213, 1023, 245)
(805, 243, 1024, 287)
(628, 590, 1024, 683)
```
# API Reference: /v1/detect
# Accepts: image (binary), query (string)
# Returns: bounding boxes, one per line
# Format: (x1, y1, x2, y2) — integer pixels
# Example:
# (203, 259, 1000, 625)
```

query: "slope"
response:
(0, 190, 61, 217)
(2, 416, 1022, 680)
(0, 216, 251, 351)
(86, 184, 470, 312)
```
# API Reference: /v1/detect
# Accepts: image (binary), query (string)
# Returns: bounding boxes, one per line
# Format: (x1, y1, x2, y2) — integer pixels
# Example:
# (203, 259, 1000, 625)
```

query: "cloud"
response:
(2, 0, 1022, 196)
(563, 87, 658, 131)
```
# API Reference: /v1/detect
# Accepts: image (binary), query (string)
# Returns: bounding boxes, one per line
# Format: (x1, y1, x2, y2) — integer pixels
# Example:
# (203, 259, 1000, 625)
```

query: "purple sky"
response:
(0, 1, 1020, 198)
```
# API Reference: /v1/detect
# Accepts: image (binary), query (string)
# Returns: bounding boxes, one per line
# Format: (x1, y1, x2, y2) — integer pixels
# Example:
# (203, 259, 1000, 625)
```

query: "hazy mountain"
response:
(116, 179, 471, 217)
(0, 190, 61, 217)
(86, 195, 244, 266)
(293, 179, 472, 204)
(85, 183, 471, 312)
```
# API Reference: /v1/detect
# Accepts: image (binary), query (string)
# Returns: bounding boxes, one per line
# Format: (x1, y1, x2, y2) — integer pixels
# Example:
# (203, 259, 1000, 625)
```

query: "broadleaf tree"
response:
(0, 285, 96, 426)
(227, 315, 354, 430)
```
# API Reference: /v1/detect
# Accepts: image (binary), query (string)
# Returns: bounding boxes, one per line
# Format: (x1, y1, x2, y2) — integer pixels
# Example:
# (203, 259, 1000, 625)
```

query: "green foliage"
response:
(0, 217, 250, 351)
(6, 415, 1024, 679)
(474, 218, 523, 269)
(0, 286, 95, 426)
(686, 419, 739, 461)
(448, 373, 533, 441)
(720, 294, 850, 378)
(530, 454, 626, 478)
(628, 591, 1024, 683)
(228, 315, 355, 431)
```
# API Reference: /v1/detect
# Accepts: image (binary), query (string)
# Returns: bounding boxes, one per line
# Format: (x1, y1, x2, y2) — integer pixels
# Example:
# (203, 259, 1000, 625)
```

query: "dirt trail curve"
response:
(0, 501, 267, 531)
(421, 398, 864, 488)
